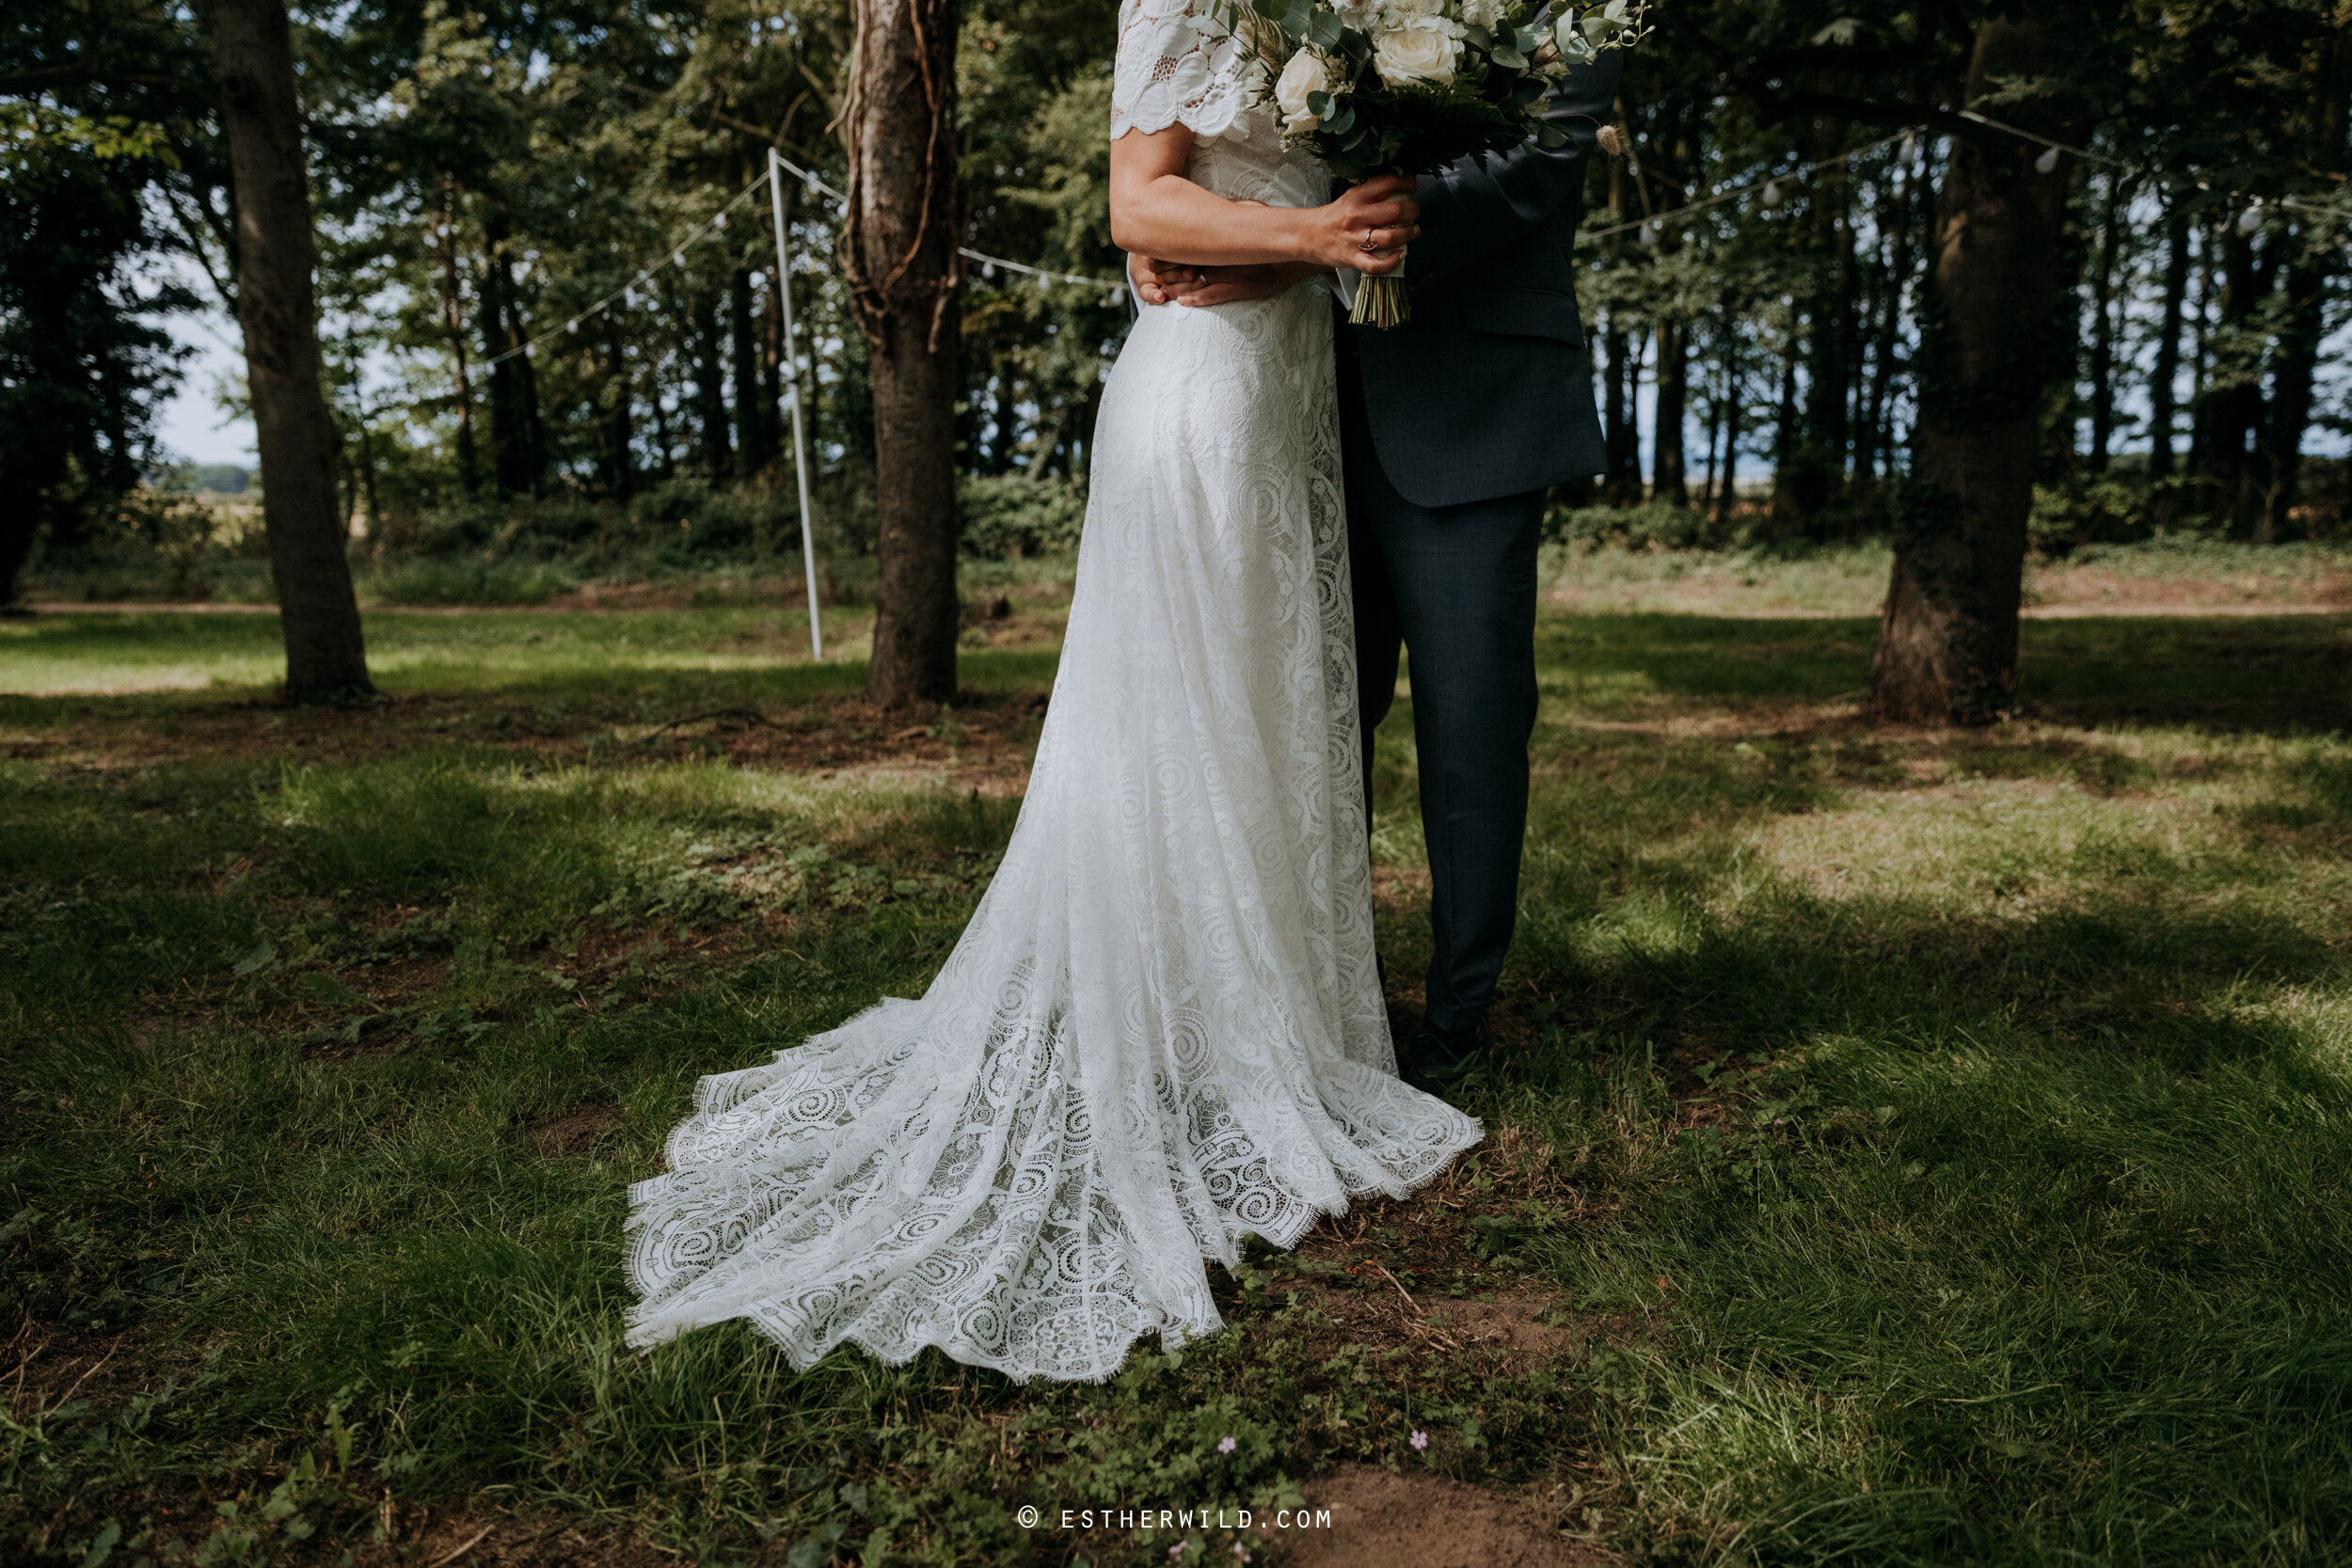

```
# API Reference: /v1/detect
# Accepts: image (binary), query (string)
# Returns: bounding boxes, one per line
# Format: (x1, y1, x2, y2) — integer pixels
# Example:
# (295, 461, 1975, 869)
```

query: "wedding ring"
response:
(1359, 230, 1381, 253)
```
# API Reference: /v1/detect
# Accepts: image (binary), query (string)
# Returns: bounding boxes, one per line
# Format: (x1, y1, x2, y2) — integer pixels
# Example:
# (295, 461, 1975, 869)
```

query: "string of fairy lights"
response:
(1592, 109, 2332, 249)
(476, 152, 1127, 371)
(471, 111, 2326, 370)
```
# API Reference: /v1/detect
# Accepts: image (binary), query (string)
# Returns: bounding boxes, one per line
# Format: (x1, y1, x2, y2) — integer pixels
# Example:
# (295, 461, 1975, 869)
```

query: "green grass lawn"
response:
(3, 594, 2350, 1566)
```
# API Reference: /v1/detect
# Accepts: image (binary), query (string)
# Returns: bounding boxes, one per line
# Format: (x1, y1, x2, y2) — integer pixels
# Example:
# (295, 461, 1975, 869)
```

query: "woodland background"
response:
(8, 7, 2352, 1565)
(5, 0, 2347, 622)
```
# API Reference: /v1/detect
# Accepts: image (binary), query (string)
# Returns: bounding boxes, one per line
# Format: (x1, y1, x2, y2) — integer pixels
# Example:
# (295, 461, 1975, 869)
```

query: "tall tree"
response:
(207, 0, 372, 701)
(1869, 20, 2081, 723)
(2146, 204, 2189, 482)
(2255, 28, 2347, 541)
(843, 0, 961, 705)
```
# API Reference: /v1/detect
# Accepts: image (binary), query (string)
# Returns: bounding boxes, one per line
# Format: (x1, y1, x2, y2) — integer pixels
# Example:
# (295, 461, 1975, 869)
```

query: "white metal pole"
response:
(768, 148, 824, 660)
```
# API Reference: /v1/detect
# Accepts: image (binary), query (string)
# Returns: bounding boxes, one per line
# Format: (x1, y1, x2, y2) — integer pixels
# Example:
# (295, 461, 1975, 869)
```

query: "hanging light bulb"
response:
(1761, 179, 1783, 207)
(2034, 146, 2060, 174)
(982, 260, 997, 280)
(1638, 219, 1658, 245)
(2237, 202, 2263, 233)
(566, 319, 580, 334)
(1038, 273, 1053, 292)
(673, 251, 686, 268)
(714, 212, 728, 230)
(1899, 131, 1917, 163)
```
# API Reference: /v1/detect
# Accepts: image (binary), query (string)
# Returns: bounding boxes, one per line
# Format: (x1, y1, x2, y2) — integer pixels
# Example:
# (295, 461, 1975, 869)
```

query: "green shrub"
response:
(957, 473, 1086, 560)
(1545, 499, 1750, 553)
(358, 557, 578, 607)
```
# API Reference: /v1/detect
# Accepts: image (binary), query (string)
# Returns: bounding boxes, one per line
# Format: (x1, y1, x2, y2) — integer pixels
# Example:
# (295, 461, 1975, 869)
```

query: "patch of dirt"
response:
(1216, 1127, 1627, 1375)
(533, 1103, 623, 1155)
(353, 1508, 670, 1567)
(4, 1322, 165, 1425)
(1282, 1464, 1610, 1568)
(2023, 562, 2352, 615)
(4, 688, 1051, 797)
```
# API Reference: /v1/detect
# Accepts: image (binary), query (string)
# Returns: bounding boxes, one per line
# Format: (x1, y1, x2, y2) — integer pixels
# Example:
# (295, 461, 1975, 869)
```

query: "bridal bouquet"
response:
(1218, 0, 1651, 325)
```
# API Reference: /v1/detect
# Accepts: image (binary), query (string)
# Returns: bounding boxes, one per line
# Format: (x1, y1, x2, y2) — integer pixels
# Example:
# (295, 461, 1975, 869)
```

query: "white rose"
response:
(1373, 17, 1460, 86)
(1459, 0, 1505, 29)
(1379, 0, 1445, 20)
(1274, 48, 1333, 131)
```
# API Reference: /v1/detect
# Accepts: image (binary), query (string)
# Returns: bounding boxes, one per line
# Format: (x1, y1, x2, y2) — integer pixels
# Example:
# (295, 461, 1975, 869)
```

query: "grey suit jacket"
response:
(1345, 52, 1621, 510)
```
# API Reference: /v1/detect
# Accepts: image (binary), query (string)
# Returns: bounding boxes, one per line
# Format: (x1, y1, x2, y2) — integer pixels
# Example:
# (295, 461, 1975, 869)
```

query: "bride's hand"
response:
(1303, 175, 1420, 274)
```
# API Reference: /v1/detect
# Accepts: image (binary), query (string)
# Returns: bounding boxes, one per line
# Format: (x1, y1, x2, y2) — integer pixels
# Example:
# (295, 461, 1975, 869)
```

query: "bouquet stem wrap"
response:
(1350, 268, 1409, 328)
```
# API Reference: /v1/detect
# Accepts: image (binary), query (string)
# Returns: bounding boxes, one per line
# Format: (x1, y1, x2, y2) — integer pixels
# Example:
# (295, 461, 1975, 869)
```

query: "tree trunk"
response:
(356, 413, 382, 543)
(481, 216, 541, 497)
(1699, 335, 1725, 515)
(2186, 219, 2214, 472)
(207, 0, 371, 703)
(1869, 20, 2078, 725)
(2147, 207, 2188, 481)
(1865, 135, 1918, 484)
(730, 266, 765, 482)
(2202, 226, 2271, 532)
(1601, 315, 1632, 502)
(843, 0, 962, 705)
(603, 324, 633, 500)
(693, 287, 730, 480)
(1652, 317, 1688, 505)
(2085, 168, 2126, 472)
(437, 183, 477, 495)
(763, 263, 787, 472)
(2256, 33, 2347, 542)
(990, 373, 1018, 474)
(1715, 317, 1742, 527)
(1770, 340, 1799, 531)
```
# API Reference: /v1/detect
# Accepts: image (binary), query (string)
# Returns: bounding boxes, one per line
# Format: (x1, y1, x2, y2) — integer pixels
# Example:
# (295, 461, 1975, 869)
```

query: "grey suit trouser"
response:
(1336, 326, 1545, 1036)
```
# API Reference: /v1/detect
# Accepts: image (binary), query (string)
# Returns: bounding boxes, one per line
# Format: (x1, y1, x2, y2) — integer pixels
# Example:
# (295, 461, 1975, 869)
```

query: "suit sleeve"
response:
(1400, 49, 1624, 291)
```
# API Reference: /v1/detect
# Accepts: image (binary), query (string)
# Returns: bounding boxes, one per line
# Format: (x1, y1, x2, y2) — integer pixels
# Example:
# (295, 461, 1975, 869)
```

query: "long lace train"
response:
(620, 0, 1481, 1382)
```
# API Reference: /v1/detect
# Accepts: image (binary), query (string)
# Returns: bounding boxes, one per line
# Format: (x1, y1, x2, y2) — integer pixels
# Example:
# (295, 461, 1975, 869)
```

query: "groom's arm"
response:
(1402, 49, 1624, 291)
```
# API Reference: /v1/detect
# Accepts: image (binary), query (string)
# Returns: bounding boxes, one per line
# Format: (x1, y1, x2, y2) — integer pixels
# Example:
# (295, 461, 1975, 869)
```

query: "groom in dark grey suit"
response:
(1133, 51, 1621, 1096)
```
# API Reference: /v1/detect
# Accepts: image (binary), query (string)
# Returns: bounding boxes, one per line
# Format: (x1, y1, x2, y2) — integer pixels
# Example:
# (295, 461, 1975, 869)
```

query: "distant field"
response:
(1542, 537, 2352, 618)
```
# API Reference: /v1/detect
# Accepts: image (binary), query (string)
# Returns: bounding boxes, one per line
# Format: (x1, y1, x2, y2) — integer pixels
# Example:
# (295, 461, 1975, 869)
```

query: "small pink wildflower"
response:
(1217, 1435, 1237, 1454)
(1409, 1429, 1430, 1451)
(1169, 1546, 1184, 1560)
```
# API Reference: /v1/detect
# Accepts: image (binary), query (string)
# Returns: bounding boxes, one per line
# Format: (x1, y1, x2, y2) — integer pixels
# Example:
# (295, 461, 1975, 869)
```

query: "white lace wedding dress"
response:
(623, 0, 1481, 1382)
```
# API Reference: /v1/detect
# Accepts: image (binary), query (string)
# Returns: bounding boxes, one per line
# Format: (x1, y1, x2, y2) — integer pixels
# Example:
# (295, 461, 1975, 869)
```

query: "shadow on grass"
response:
(1534, 611, 2351, 732)
(1470, 776, 2352, 1563)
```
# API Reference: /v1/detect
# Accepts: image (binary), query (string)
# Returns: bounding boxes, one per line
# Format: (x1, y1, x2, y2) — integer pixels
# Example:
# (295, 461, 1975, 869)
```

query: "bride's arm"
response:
(1108, 125, 1418, 273)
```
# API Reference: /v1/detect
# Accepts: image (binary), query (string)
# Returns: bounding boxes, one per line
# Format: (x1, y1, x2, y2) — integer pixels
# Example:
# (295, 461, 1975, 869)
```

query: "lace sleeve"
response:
(1111, 0, 1251, 140)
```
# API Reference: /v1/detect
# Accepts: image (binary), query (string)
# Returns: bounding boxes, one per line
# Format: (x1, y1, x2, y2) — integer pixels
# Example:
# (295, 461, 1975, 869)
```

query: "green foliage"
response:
(957, 474, 1087, 560)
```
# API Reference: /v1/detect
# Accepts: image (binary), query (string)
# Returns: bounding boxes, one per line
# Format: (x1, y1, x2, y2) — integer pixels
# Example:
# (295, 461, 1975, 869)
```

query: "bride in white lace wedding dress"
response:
(623, 0, 1480, 1381)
